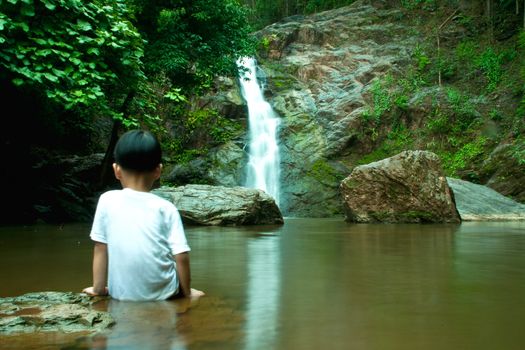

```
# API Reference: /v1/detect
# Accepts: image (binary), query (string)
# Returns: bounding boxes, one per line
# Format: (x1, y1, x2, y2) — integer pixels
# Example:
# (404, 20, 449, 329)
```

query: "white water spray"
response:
(238, 57, 280, 206)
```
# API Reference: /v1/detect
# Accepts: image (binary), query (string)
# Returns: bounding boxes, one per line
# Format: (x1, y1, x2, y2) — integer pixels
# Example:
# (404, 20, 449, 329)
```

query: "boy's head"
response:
(114, 130, 162, 172)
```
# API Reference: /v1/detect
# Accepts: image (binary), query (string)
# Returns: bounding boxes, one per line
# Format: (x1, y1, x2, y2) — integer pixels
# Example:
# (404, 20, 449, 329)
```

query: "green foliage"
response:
(440, 136, 488, 176)
(0, 0, 144, 115)
(303, 0, 355, 13)
(357, 125, 414, 165)
(131, 0, 256, 95)
(424, 89, 480, 136)
(401, 0, 436, 10)
(161, 107, 242, 164)
(243, 0, 356, 29)
(456, 41, 478, 63)
(362, 75, 394, 125)
(475, 47, 514, 92)
(260, 34, 278, 51)
(511, 137, 525, 165)
(414, 44, 431, 71)
(455, 41, 517, 92)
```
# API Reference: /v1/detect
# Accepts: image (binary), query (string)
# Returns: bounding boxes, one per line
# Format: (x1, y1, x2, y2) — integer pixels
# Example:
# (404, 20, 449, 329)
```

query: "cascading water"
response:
(238, 57, 280, 207)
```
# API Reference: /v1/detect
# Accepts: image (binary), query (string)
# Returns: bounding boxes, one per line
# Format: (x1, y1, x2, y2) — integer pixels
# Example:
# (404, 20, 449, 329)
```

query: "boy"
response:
(83, 130, 203, 301)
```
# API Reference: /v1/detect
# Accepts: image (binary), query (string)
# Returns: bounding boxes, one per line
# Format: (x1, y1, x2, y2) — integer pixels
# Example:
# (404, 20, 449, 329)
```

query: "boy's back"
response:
(91, 189, 190, 301)
(83, 129, 203, 301)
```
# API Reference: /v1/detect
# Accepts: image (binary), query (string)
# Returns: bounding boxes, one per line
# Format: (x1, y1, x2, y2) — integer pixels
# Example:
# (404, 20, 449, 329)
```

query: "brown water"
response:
(1, 219, 525, 350)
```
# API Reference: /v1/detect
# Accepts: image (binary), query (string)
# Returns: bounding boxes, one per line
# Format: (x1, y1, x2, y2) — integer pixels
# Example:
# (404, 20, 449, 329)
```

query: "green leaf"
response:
(33, 38, 47, 45)
(42, 0, 56, 10)
(87, 47, 100, 55)
(43, 73, 59, 82)
(70, 57, 82, 65)
(12, 78, 24, 86)
(21, 5, 35, 17)
(76, 20, 92, 31)
(15, 22, 30, 32)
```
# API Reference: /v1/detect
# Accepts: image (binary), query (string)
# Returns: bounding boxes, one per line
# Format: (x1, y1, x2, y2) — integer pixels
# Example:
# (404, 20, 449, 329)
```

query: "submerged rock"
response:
(447, 178, 525, 221)
(340, 150, 461, 223)
(153, 185, 283, 226)
(0, 292, 114, 334)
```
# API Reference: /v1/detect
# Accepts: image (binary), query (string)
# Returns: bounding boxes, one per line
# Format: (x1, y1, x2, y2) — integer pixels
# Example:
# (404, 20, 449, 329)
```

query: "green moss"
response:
(308, 159, 345, 186)
(341, 178, 359, 189)
(357, 125, 414, 165)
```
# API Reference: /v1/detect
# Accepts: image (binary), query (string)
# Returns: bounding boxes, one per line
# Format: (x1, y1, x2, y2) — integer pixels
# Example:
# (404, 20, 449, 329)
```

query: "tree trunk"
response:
(98, 92, 135, 188)
(486, 0, 494, 41)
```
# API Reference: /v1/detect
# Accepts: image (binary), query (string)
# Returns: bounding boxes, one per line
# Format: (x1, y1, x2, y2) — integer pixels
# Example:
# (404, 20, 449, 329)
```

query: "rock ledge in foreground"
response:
(0, 292, 114, 334)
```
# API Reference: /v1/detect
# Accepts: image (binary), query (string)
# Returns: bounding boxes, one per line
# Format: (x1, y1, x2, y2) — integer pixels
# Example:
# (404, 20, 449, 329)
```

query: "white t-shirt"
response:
(90, 188, 190, 301)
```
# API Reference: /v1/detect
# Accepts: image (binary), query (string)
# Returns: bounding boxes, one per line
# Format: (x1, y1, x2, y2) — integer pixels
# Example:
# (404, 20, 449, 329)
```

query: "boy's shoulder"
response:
(98, 189, 178, 211)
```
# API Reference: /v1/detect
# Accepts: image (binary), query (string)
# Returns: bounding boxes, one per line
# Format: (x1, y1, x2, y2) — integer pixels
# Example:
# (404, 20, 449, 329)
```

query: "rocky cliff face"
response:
(250, 1, 421, 216)
(183, 0, 523, 217)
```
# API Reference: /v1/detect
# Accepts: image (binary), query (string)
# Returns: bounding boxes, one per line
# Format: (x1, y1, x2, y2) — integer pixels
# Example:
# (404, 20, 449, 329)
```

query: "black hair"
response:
(114, 130, 162, 172)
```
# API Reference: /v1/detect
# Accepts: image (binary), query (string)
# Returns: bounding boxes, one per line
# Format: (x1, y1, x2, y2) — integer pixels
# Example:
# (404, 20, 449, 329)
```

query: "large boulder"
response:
(153, 185, 283, 226)
(0, 292, 113, 335)
(340, 150, 460, 223)
(447, 177, 525, 221)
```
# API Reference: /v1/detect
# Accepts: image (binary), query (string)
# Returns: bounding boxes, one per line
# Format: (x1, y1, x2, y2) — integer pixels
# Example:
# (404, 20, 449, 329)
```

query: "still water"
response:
(1, 218, 525, 350)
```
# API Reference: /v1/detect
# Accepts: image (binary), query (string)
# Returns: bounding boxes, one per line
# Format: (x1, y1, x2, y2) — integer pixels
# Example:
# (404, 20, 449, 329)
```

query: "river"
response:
(1, 219, 525, 349)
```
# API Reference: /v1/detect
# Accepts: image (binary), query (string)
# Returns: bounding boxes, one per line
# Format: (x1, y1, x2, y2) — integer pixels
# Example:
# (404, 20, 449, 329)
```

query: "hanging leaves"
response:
(0, 0, 145, 114)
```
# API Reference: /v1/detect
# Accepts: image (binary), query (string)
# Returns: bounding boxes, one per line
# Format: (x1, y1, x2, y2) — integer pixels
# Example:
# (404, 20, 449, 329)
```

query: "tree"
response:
(130, 0, 256, 94)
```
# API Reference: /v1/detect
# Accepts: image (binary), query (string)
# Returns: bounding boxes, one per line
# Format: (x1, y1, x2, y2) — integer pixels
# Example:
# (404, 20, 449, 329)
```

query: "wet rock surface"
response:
(447, 177, 525, 221)
(0, 292, 114, 334)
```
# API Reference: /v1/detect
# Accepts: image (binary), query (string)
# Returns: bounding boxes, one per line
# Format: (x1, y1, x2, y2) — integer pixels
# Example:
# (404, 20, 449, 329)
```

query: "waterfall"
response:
(238, 57, 281, 206)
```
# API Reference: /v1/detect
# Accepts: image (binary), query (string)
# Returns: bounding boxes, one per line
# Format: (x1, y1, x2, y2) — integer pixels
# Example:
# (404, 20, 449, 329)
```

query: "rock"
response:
(32, 153, 105, 223)
(0, 292, 114, 334)
(447, 177, 525, 221)
(479, 144, 525, 203)
(340, 150, 461, 223)
(152, 185, 283, 226)
(164, 142, 247, 187)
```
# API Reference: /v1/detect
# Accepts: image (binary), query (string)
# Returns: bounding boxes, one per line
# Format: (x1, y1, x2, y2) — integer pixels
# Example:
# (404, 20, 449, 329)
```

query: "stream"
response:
(1, 218, 525, 349)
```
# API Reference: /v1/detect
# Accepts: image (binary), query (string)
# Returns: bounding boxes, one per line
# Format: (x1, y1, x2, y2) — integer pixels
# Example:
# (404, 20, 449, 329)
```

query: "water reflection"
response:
(244, 234, 281, 350)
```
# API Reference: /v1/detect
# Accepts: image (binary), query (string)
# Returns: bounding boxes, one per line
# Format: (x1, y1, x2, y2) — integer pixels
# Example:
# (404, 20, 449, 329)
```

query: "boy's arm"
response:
(175, 252, 191, 297)
(83, 241, 108, 296)
(174, 252, 204, 298)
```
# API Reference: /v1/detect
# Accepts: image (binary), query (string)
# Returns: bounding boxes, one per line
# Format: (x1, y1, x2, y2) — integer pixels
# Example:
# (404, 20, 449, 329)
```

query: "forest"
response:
(0, 0, 524, 223)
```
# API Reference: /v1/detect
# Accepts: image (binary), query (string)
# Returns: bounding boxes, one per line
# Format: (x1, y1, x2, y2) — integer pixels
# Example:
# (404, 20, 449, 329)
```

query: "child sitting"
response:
(83, 129, 204, 301)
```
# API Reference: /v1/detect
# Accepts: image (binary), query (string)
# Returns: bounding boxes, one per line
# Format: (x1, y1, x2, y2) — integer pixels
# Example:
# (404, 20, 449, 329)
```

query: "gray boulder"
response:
(0, 292, 113, 334)
(340, 150, 461, 223)
(153, 185, 283, 226)
(447, 177, 525, 221)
